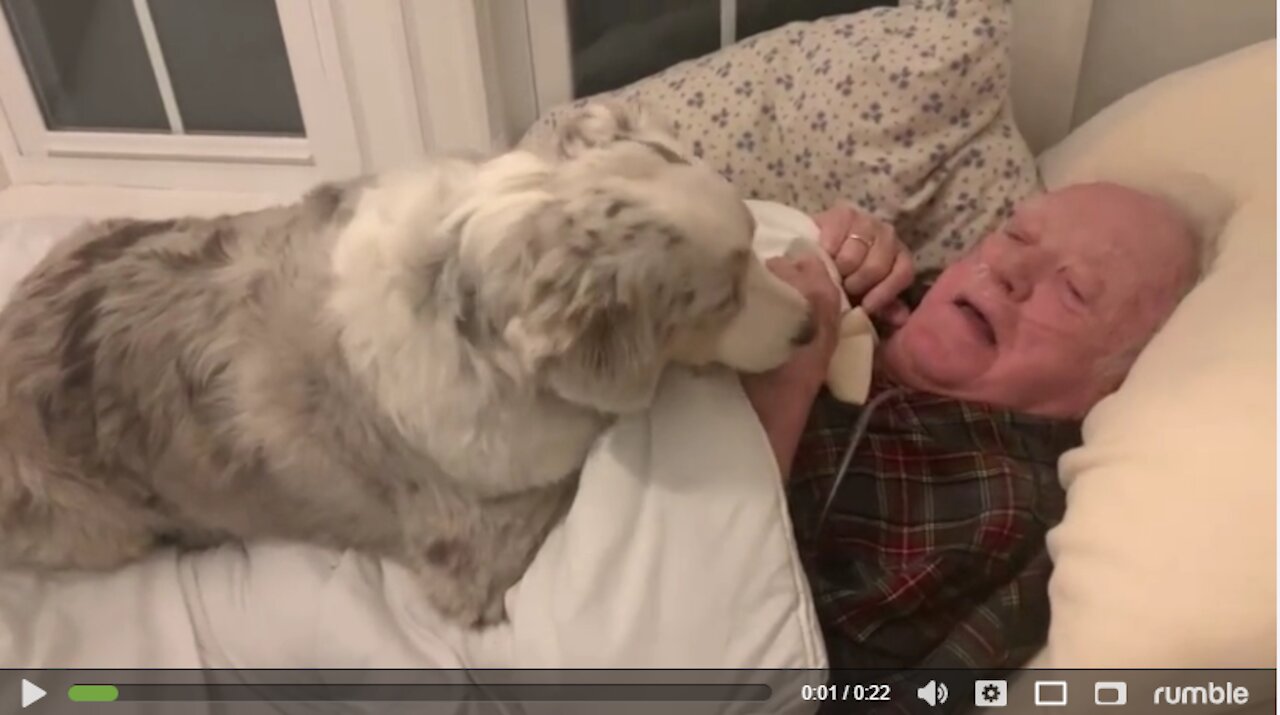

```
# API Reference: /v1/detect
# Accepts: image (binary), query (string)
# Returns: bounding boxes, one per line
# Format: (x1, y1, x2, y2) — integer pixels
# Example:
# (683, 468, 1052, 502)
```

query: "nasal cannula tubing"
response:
(814, 386, 904, 537)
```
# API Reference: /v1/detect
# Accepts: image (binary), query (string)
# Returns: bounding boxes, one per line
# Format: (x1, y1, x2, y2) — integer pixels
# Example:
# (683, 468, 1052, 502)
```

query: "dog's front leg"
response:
(402, 522, 509, 628)
(398, 478, 576, 628)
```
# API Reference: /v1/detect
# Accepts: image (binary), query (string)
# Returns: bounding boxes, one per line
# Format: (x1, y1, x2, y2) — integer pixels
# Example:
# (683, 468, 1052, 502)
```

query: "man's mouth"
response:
(953, 297, 996, 345)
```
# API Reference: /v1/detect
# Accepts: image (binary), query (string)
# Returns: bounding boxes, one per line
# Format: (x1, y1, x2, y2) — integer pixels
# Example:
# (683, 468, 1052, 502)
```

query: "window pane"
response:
(568, 0, 720, 98)
(147, 0, 304, 136)
(735, 0, 893, 42)
(1, 0, 169, 132)
(565, 0, 894, 99)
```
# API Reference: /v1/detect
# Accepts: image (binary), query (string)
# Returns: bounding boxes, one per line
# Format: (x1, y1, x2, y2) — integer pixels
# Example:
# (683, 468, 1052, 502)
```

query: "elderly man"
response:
(742, 182, 1202, 672)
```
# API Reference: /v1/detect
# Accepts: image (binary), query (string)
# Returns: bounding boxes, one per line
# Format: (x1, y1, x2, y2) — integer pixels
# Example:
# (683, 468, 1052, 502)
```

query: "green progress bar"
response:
(68, 685, 120, 703)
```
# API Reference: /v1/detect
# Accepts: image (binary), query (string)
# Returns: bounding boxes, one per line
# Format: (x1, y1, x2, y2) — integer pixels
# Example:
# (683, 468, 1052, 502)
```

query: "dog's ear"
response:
(503, 199, 685, 414)
(551, 100, 681, 161)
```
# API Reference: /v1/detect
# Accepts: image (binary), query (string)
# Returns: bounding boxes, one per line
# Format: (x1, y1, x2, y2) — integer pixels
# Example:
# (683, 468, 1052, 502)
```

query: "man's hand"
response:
(757, 253, 843, 390)
(740, 253, 842, 479)
(814, 203, 915, 327)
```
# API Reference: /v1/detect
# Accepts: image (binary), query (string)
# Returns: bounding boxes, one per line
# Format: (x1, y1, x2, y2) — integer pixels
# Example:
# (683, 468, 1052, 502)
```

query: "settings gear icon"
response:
(974, 680, 1008, 707)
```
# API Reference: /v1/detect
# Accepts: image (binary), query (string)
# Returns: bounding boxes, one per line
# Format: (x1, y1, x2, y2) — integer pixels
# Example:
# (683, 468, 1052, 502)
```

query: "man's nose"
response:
(990, 260, 1032, 302)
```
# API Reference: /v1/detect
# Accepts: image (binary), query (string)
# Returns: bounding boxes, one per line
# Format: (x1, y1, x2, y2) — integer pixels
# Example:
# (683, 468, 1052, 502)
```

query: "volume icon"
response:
(918, 680, 949, 706)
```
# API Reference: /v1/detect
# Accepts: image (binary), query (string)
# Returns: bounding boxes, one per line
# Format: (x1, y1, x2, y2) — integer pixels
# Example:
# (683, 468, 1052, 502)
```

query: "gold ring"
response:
(848, 231, 875, 249)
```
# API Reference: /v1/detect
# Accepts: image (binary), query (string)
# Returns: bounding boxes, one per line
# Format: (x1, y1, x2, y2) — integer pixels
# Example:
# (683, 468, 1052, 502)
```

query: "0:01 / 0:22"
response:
(800, 684, 892, 701)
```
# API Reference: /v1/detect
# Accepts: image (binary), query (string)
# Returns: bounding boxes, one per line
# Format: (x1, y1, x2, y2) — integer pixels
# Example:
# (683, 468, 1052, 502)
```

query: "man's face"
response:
(881, 183, 1196, 417)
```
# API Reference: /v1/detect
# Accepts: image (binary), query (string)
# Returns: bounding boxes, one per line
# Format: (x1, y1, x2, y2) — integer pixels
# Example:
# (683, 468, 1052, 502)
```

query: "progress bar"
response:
(67, 683, 774, 702)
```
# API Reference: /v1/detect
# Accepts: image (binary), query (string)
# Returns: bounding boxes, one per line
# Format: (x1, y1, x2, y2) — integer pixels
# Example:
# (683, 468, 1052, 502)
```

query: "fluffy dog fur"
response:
(0, 103, 813, 625)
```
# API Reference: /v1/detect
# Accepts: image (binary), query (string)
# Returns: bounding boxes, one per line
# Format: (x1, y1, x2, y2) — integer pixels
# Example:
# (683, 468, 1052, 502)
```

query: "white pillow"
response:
(1032, 40, 1276, 667)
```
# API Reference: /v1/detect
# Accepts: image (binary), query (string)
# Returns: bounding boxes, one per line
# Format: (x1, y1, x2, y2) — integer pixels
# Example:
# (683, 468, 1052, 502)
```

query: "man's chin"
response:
(881, 332, 991, 393)
(916, 362, 988, 392)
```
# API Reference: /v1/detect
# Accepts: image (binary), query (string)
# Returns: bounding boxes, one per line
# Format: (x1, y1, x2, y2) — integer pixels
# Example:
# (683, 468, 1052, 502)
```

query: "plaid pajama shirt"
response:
(787, 371, 1081, 711)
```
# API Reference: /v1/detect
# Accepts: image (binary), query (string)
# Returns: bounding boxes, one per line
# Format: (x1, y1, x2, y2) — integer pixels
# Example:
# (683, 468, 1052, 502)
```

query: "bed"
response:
(0, 0, 1273, 694)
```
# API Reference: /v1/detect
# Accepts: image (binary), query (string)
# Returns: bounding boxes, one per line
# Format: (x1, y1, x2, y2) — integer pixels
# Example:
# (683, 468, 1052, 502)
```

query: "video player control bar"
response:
(64, 683, 773, 702)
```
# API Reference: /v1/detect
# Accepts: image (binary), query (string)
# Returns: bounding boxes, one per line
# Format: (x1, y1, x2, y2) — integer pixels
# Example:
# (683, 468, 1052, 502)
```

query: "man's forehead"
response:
(1015, 185, 1186, 249)
(1008, 193, 1047, 223)
(997, 185, 1195, 296)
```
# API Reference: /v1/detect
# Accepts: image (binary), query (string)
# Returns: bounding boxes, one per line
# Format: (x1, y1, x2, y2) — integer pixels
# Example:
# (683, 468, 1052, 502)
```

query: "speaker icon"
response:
(917, 680, 949, 707)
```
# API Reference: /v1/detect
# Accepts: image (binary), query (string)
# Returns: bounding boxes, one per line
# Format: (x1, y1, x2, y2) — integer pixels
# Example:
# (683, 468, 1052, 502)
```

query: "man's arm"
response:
(741, 371, 825, 481)
(740, 254, 841, 480)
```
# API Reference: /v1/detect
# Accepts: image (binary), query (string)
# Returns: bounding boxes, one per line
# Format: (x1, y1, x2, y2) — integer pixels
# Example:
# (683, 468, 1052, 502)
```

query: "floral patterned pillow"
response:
(520, 0, 1040, 270)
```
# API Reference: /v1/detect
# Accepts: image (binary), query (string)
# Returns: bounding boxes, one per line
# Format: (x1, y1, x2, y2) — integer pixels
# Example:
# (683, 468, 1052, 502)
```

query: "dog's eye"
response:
(631, 139, 690, 166)
(714, 285, 741, 312)
(605, 200, 631, 218)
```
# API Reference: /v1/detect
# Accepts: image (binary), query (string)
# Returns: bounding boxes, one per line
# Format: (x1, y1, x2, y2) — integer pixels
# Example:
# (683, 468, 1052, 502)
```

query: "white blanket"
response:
(0, 203, 829, 684)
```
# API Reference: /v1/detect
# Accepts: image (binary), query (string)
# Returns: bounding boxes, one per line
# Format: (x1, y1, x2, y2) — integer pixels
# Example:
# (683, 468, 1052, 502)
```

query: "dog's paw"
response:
(410, 539, 512, 629)
(424, 578, 509, 630)
(474, 594, 509, 628)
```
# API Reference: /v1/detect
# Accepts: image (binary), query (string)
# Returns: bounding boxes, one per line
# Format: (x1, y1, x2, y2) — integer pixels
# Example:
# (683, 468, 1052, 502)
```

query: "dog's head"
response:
(443, 103, 813, 414)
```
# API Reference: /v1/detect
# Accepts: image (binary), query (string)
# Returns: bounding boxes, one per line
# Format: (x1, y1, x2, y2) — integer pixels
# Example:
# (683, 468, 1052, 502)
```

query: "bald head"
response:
(1027, 181, 1202, 299)
(881, 180, 1205, 418)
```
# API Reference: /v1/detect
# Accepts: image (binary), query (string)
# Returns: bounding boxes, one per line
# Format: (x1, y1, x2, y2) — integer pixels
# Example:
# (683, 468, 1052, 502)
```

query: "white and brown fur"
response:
(0, 103, 814, 626)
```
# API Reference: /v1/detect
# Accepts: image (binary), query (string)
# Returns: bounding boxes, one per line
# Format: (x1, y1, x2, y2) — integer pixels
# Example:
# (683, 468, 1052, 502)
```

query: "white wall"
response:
(1010, 0, 1276, 154)
(1072, 0, 1276, 125)
(1010, 0, 1094, 154)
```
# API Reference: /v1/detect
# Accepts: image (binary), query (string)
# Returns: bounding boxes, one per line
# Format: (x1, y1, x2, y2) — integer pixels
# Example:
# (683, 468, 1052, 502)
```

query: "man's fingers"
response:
(835, 211, 893, 279)
(779, 252, 843, 322)
(814, 206, 853, 255)
(843, 228, 897, 297)
(764, 255, 793, 273)
(834, 234, 871, 276)
(859, 250, 915, 314)
(791, 251, 825, 273)
(793, 253, 839, 298)
(765, 255, 819, 299)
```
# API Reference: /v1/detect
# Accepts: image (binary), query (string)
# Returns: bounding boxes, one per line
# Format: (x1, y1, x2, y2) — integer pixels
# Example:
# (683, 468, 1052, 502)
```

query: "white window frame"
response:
(523, 0, 573, 116)
(400, 0, 500, 154)
(0, 0, 538, 193)
(0, 0, 364, 192)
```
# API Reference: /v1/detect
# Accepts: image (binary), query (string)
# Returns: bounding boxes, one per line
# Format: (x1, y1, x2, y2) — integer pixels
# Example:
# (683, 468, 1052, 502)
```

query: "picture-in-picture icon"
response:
(1095, 682, 1128, 706)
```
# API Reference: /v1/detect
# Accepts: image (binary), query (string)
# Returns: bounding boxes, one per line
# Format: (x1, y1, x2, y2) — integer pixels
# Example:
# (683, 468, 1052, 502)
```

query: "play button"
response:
(21, 680, 45, 708)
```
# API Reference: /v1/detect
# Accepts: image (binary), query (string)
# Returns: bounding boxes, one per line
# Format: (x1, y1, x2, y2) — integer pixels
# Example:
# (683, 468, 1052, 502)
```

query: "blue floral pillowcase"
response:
(520, 0, 1041, 270)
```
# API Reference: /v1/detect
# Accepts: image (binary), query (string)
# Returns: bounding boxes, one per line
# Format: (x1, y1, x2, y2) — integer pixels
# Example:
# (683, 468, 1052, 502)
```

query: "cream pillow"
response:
(1033, 41, 1276, 667)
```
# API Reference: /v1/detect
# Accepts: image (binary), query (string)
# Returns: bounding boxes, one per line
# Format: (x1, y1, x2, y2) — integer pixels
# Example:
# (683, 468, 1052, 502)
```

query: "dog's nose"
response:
(791, 316, 817, 346)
